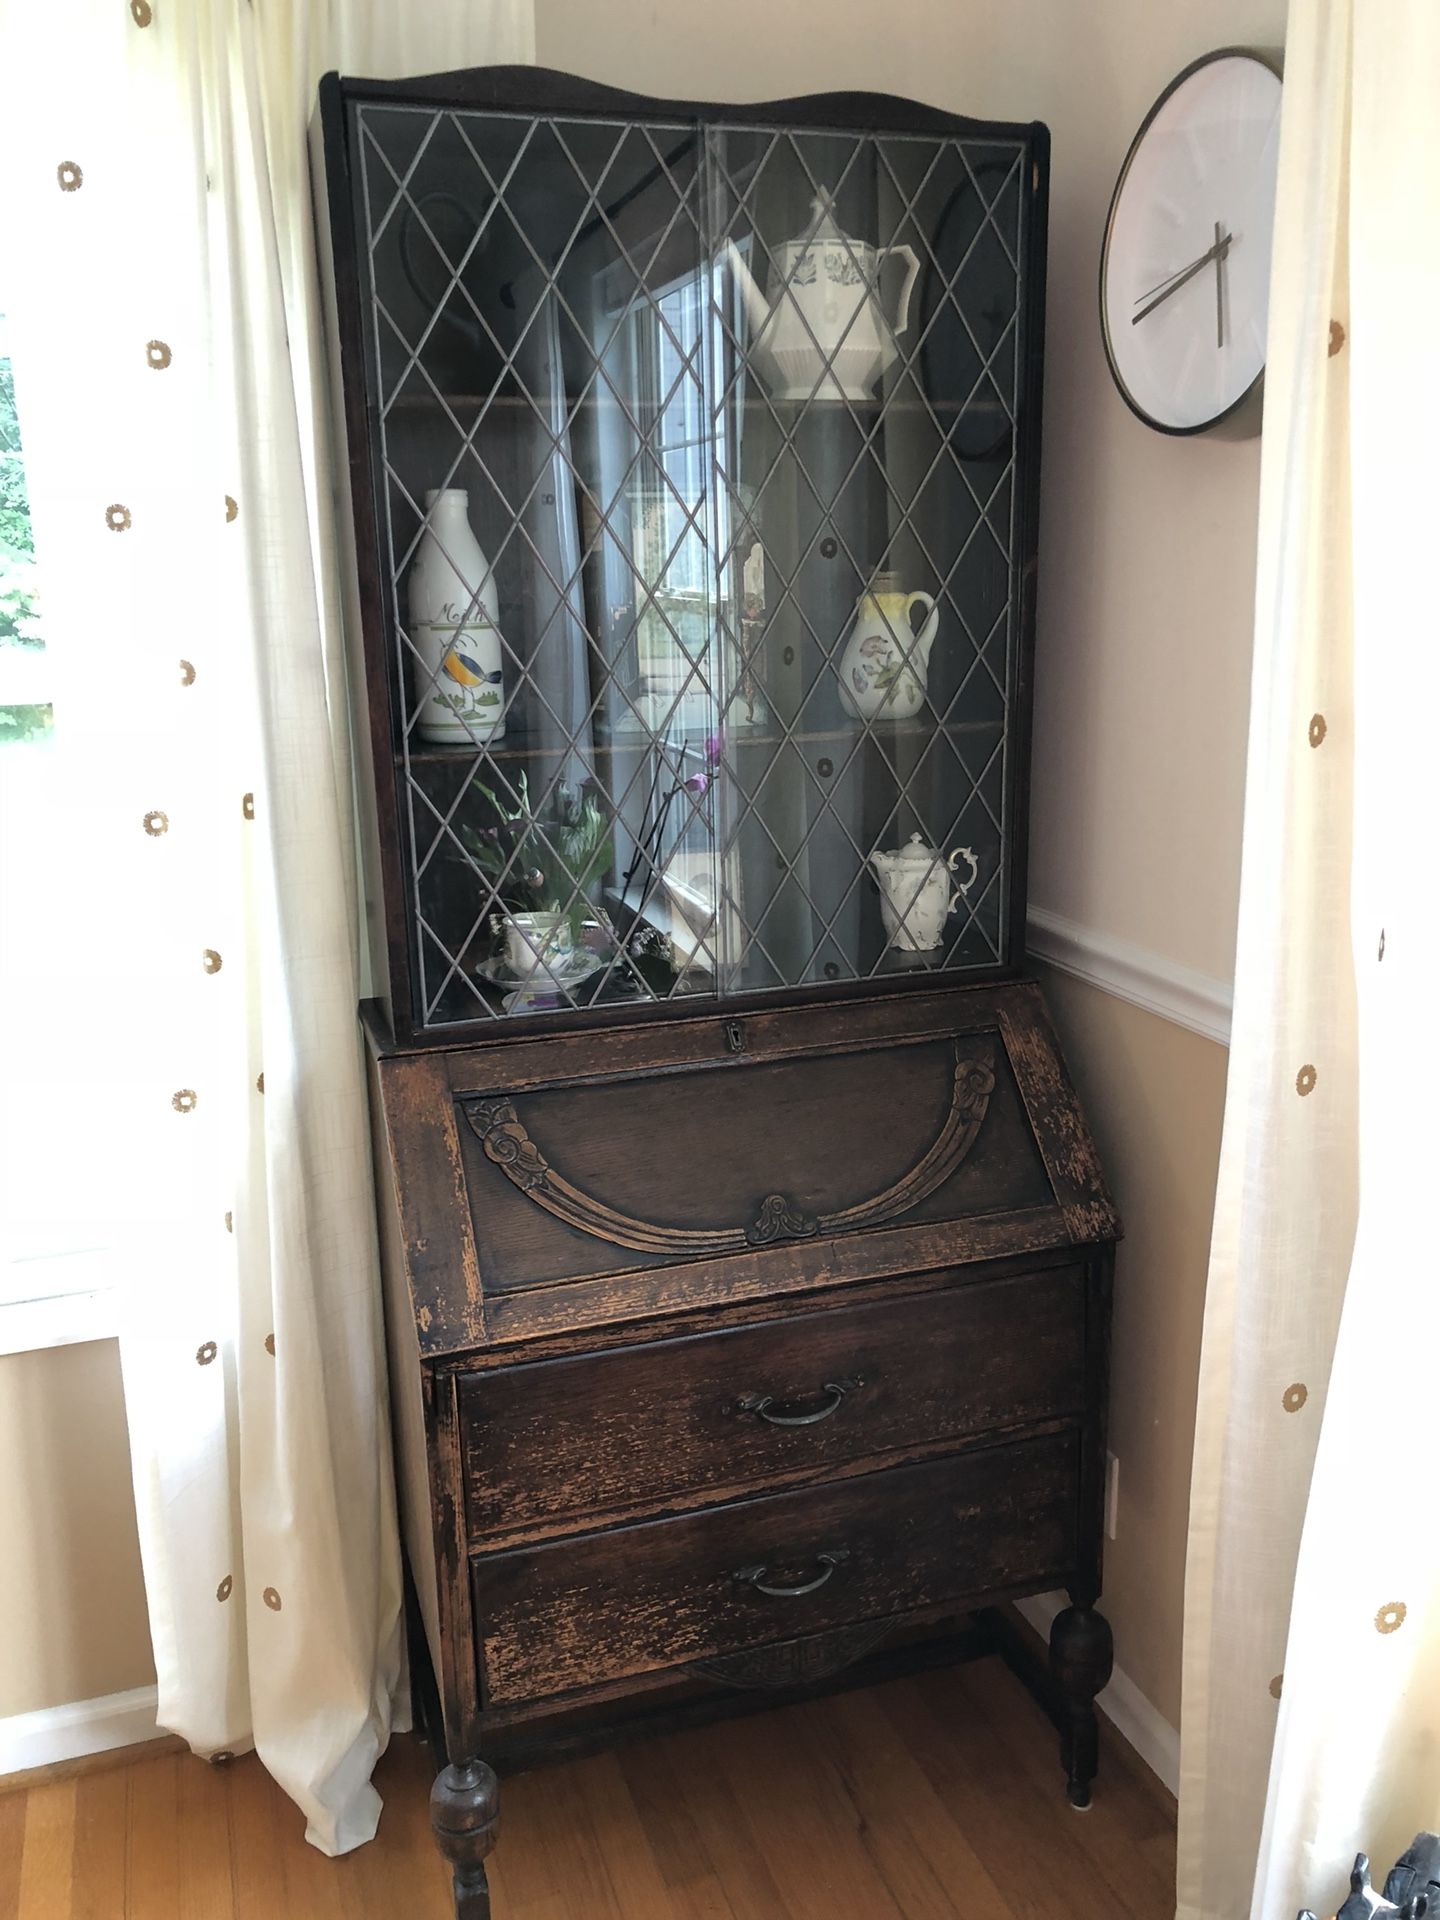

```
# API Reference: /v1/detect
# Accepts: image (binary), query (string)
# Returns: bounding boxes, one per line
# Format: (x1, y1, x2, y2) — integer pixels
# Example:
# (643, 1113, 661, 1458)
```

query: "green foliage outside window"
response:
(0, 343, 41, 651)
(0, 317, 51, 743)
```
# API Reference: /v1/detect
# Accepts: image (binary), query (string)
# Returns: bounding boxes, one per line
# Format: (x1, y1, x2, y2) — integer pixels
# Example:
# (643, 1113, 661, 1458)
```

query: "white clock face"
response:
(1102, 53, 1282, 432)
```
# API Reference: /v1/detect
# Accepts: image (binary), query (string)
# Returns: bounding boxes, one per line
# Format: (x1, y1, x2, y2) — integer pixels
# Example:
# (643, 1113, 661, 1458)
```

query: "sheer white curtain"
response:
(2, 0, 532, 1857)
(1179, 3, 1440, 1915)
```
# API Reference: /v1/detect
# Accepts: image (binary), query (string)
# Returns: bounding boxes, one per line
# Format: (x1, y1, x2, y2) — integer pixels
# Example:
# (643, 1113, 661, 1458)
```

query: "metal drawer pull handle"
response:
(733, 1549, 850, 1598)
(735, 1377, 860, 1427)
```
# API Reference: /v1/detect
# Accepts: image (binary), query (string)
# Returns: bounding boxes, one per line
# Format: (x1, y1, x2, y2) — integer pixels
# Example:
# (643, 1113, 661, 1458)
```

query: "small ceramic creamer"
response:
(837, 573, 939, 722)
(408, 488, 506, 743)
(869, 833, 979, 953)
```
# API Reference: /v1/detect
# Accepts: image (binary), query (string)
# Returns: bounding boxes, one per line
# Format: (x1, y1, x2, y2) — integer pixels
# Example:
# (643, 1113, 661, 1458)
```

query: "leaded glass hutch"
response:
(314, 67, 1117, 1918)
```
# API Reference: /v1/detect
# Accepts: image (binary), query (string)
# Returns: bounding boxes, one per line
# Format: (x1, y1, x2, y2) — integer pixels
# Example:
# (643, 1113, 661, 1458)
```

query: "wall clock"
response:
(1101, 49, 1283, 435)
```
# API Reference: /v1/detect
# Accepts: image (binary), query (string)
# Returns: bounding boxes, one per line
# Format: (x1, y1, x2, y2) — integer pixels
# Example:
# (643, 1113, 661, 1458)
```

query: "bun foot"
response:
(430, 1758, 500, 1920)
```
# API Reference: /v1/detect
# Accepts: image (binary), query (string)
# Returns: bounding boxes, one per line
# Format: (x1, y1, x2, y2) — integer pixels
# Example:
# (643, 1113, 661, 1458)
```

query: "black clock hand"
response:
(1214, 219, 1224, 348)
(1132, 230, 1232, 326)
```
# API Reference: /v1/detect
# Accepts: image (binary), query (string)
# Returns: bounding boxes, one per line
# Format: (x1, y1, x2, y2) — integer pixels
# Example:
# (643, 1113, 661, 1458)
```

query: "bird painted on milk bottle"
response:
(408, 488, 506, 743)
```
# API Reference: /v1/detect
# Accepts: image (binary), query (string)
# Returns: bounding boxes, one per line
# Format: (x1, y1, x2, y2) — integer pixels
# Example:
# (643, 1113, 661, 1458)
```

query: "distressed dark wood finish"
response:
(459, 1266, 1085, 1544)
(314, 64, 1120, 1917)
(474, 1433, 1079, 1704)
(430, 1760, 500, 1919)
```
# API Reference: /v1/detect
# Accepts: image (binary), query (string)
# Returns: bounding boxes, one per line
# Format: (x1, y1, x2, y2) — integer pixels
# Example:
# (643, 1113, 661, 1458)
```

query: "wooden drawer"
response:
(460, 1266, 1086, 1540)
(473, 1430, 1079, 1704)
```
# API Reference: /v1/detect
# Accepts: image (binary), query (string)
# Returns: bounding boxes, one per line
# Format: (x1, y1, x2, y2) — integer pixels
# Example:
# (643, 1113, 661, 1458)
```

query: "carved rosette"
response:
(460, 1041, 996, 1256)
(747, 1194, 819, 1245)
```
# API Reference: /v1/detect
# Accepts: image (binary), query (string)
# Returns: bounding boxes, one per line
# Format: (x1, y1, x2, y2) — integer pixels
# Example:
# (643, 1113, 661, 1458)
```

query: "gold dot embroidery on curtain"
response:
(255, 1072, 264, 1095)
(171, 1088, 197, 1113)
(263, 1588, 283, 1613)
(106, 504, 132, 533)
(216, 1574, 233, 1603)
(179, 659, 195, 686)
(1282, 1382, 1308, 1413)
(242, 792, 254, 820)
(145, 339, 171, 370)
(1295, 1064, 1318, 1098)
(225, 494, 238, 523)
(264, 1333, 275, 1357)
(202, 948, 222, 973)
(224, 1210, 233, 1232)
(57, 161, 83, 192)
(131, 0, 154, 25)
(1269, 1674, 1283, 1700)
(1308, 713, 1327, 749)
(143, 809, 168, 836)
(1329, 320, 1346, 357)
(196, 1340, 217, 1366)
(1375, 1602, 1407, 1635)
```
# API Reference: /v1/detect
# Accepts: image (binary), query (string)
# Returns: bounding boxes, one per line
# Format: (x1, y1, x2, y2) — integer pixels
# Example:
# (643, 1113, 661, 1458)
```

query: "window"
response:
(0, 305, 118, 1351)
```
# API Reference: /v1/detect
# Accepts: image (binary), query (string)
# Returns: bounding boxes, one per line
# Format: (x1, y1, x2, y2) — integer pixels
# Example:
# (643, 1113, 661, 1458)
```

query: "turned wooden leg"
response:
(430, 1759, 500, 1919)
(1048, 1603, 1113, 1809)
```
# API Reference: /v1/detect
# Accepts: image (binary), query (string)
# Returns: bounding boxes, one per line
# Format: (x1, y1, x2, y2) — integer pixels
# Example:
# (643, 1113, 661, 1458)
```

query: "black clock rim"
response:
(1098, 45, 1283, 438)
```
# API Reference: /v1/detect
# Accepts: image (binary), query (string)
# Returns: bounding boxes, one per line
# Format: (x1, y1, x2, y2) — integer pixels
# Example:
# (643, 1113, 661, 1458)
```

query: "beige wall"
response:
(0, 1340, 155, 1720)
(1037, 968, 1228, 1728)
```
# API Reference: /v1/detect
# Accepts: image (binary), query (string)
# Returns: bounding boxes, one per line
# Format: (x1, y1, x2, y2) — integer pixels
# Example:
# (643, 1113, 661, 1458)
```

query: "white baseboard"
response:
(1026, 906, 1232, 1048)
(1016, 1593, 1180, 1798)
(0, 1685, 160, 1778)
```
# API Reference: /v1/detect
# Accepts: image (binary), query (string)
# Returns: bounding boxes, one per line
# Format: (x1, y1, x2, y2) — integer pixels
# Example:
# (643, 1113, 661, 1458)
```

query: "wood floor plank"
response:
(659, 1732, 795, 1920)
(125, 1756, 186, 1920)
(703, 1701, 908, 1920)
(173, 1756, 239, 1920)
(878, 1670, 1127, 1920)
(618, 1736, 722, 1892)
(954, 1660, 1175, 1920)
(0, 1787, 27, 1920)
(816, 1686, 1019, 1920)
(70, 1762, 131, 1920)
(487, 1766, 575, 1916)
(572, 1751, 683, 1918)
(221, 1756, 293, 1920)
(18, 1777, 77, 1920)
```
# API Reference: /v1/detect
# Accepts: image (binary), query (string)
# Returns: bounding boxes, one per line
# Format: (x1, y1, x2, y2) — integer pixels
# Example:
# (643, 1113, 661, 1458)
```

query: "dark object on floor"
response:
(1299, 1835, 1440, 1920)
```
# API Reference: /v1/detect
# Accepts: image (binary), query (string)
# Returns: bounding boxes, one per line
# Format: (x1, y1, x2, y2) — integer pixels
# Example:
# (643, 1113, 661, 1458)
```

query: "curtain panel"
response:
(1180, 2, 1440, 1914)
(2, 0, 533, 1856)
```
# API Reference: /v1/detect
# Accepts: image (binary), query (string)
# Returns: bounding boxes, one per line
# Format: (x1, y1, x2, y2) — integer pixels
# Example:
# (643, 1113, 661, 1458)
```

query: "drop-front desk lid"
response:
(366, 979, 1120, 1359)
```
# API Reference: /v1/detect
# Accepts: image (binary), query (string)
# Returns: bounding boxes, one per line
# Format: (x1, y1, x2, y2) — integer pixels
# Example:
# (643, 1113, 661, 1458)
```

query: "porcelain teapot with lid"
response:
(725, 194, 920, 403)
(869, 833, 979, 953)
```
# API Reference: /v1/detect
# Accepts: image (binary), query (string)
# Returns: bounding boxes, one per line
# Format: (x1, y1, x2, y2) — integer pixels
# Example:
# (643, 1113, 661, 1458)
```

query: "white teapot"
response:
(869, 834, 979, 953)
(725, 194, 920, 403)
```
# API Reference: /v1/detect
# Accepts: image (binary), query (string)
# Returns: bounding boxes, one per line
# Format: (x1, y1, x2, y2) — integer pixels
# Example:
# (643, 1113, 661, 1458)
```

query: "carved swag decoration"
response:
(461, 1042, 996, 1255)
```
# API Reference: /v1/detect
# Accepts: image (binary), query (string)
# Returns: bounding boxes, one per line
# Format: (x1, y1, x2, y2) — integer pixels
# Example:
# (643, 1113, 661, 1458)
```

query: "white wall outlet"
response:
(1105, 1451, 1120, 1541)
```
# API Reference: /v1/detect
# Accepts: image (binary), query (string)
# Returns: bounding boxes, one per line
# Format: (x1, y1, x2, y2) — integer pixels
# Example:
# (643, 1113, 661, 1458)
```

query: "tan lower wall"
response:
(1035, 965, 1228, 1730)
(0, 1339, 155, 1721)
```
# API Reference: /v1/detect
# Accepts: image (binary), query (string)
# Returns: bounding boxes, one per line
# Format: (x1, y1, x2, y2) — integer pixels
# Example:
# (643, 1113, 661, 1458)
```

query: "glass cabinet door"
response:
(707, 120, 1025, 994)
(356, 103, 724, 1025)
(348, 96, 1032, 1030)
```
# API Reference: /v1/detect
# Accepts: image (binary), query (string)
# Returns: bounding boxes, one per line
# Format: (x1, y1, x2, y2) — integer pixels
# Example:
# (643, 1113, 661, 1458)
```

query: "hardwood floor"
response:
(3, 1658, 1175, 1920)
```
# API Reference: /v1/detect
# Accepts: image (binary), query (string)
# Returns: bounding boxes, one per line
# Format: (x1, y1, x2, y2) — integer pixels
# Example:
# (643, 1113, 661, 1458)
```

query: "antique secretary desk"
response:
(312, 64, 1119, 1916)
